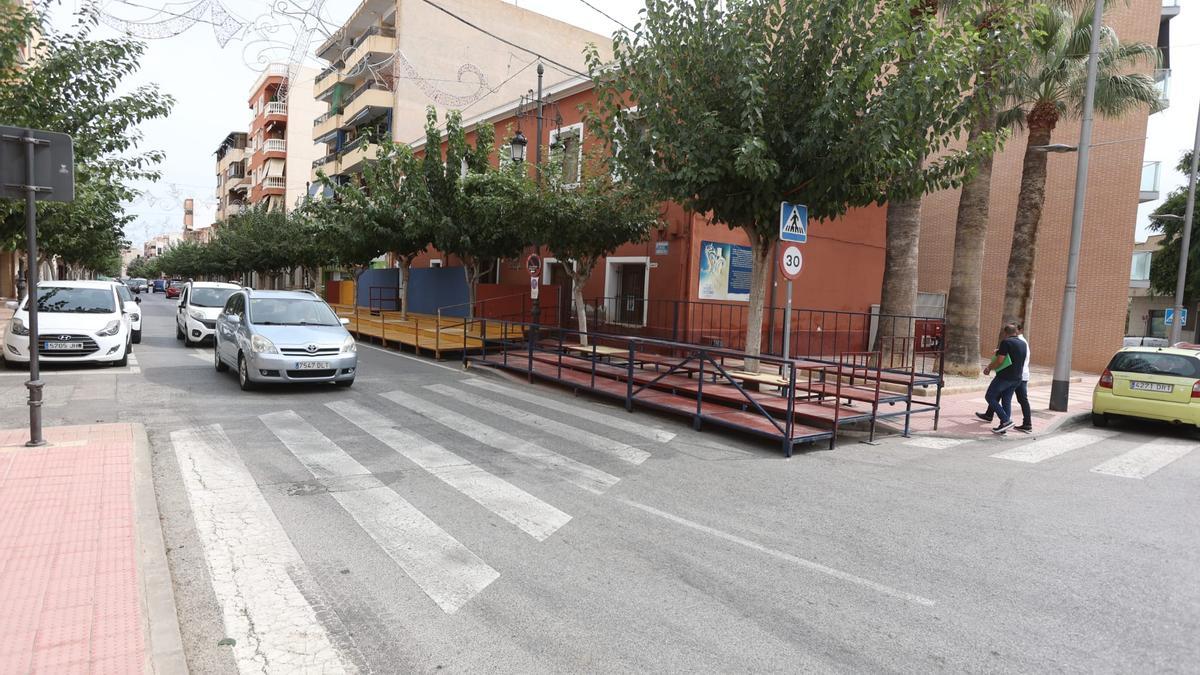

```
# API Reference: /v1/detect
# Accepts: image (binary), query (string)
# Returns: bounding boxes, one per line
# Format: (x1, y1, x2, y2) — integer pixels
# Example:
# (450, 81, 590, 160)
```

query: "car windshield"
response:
(248, 298, 340, 326)
(191, 287, 236, 308)
(26, 287, 115, 314)
(1109, 352, 1200, 378)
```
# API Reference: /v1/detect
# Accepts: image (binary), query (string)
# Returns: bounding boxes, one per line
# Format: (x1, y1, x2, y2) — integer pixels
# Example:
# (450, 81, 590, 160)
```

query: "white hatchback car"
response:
(3, 280, 133, 368)
(176, 281, 240, 346)
(113, 282, 143, 343)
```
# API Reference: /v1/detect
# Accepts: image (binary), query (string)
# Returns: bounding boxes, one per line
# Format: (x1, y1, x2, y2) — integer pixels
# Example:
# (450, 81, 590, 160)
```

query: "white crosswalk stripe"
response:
(327, 400, 571, 541)
(261, 410, 499, 614)
(990, 428, 1119, 464)
(381, 389, 621, 494)
(170, 424, 353, 673)
(462, 378, 677, 442)
(902, 437, 974, 450)
(427, 383, 651, 465)
(1090, 439, 1197, 479)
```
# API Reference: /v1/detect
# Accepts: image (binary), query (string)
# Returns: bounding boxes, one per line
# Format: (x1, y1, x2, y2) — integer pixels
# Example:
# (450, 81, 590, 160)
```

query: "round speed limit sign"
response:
(779, 244, 803, 280)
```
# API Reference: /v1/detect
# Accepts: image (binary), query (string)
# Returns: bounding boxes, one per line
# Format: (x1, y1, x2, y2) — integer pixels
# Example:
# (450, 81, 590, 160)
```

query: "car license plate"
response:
(296, 361, 329, 370)
(1130, 380, 1173, 393)
(44, 342, 83, 351)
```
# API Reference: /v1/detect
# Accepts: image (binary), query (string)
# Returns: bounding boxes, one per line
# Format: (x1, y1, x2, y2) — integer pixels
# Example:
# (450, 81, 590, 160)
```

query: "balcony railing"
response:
(1155, 69, 1171, 107)
(1140, 161, 1161, 203)
(261, 176, 286, 190)
(265, 101, 287, 116)
(313, 153, 338, 168)
(263, 138, 287, 153)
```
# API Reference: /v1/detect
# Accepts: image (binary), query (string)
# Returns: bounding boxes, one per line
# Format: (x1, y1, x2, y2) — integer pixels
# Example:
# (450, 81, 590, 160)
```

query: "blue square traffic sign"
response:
(1164, 307, 1188, 326)
(780, 202, 807, 243)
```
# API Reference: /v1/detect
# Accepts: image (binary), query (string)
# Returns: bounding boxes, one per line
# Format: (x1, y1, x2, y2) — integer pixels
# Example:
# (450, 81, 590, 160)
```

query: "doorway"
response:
(604, 257, 649, 326)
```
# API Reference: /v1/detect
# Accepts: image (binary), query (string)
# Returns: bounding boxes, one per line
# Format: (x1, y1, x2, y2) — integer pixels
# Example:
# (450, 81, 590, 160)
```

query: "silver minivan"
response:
(213, 289, 357, 390)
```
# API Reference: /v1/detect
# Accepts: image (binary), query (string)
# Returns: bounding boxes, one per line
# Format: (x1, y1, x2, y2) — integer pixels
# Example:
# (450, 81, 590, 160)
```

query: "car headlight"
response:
(341, 335, 356, 354)
(96, 320, 121, 337)
(189, 309, 206, 321)
(10, 317, 29, 336)
(251, 334, 277, 354)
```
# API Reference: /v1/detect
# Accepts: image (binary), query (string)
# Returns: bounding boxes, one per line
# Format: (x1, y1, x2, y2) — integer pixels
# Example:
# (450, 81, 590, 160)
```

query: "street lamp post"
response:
(1048, 0, 1104, 413)
(532, 63, 544, 329)
(1168, 103, 1200, 344)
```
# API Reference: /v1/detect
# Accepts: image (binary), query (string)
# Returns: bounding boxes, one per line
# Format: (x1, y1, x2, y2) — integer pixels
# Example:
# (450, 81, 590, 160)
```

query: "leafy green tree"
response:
(997, 3, 1160, 329)
(589, 0, 1032, 360)
(1148, 152, 1198, 317)
(422, 108, 531, 317)
(534, 153, 659, 343)
(0, 3, 173, 276)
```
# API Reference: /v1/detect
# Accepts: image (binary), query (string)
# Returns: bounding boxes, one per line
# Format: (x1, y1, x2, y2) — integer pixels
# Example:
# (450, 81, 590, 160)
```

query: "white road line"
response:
(186, 352, 210, 363)
(261, 411, 499, 614)
(990, 429, 1119, 464)
(1090, 439, 1197, 479)
(463, 378, 676, 443)
(170, 425, 353, 673)
(617, 498, 936, 607)
(381, 389, 620, 495)
(327, 401, 570, 541)
(902, 437, 973, 450)
(427, 383, 651, 465)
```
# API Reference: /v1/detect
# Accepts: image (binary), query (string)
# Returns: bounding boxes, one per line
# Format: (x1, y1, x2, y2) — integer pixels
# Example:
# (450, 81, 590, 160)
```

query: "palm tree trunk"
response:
(1001, 123, 1053, 331)
(944, 118, 998, 377)
(877, 196, 922, 367)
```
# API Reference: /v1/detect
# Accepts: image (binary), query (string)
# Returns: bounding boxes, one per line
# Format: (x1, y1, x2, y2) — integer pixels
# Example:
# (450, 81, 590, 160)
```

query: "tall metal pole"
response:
(1049, 0, 1104, 412)
(531, 63, 544, 329)
(1169, 101, 1200, 345)
(23, 131, 45, 447)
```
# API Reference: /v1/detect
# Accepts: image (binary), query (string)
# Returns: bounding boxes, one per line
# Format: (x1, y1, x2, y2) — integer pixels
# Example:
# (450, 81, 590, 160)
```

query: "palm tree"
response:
(998, 4, 1161, 329)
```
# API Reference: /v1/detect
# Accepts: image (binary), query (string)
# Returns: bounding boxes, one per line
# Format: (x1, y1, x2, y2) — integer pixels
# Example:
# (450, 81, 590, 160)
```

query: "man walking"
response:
(976, 323, 1032, 432)
(981, 323, 1028, 434)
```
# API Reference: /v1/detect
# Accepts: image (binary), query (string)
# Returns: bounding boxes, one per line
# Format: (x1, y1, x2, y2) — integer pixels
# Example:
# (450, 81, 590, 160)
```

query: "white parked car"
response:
(176, 281, 240, 346)
(3, 280, 133, 368)
(113, 281, 143, 343)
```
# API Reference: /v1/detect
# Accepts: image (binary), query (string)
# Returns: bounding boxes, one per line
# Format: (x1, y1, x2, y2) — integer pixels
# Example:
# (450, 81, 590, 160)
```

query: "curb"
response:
(1040, 410, 1093, 435)
(131, 423, 188, 674)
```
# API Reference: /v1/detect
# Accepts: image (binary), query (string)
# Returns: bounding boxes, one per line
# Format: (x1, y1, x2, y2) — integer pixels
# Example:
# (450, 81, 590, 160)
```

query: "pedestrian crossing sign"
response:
(780, 202, 807, 243)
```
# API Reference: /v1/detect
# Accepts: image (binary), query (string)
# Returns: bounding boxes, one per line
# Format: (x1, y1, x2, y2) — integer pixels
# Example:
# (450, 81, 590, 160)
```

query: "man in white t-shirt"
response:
(976, 323, 1033, 432)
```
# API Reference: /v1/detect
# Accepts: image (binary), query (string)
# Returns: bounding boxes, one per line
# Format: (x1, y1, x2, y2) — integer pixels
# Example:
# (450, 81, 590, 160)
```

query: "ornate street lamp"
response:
(509, 130, 527, 164)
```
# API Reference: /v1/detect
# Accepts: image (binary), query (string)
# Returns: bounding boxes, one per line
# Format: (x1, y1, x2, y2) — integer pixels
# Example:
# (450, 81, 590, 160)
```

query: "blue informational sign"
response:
(1164, 307, 1188, 326)
(779, 202, 808, 243)
(698, 240, 753, 301)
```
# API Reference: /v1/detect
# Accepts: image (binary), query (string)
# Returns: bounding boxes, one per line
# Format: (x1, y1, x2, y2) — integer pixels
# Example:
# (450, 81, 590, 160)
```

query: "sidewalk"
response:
(0, 423, 184, 674)
(909, 376, 1097, 437)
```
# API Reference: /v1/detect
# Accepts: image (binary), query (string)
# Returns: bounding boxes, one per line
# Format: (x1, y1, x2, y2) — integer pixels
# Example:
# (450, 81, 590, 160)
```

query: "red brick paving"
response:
(911, 378, 1098, 437)
(0, 424, 144, 675)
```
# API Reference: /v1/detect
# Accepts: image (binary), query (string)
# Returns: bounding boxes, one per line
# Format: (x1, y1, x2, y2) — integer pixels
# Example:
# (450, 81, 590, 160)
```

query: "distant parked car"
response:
(175, 281, 239, 346)
(165, 280, 183, 299)
(213, 289, 357, 390)
(152, 279, 166, 293)
(127, 278, 148, 294)
(113, 282, 142, 344)
(1093, 345, 1200, 433)
(1123, 336, 1169, 348)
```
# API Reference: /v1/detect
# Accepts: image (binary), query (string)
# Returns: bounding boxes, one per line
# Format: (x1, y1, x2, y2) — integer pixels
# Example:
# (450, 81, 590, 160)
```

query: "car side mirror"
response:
(339, 317, 350, 325)
(135, 297, 142, 304)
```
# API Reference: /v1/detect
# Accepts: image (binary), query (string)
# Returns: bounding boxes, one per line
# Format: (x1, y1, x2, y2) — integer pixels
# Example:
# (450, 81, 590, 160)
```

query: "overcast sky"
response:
(53, 1, 1198, 247)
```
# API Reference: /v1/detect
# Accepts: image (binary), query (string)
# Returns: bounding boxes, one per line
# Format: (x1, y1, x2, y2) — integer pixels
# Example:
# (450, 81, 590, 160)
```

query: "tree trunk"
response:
(743, 229, 771, 369)
(463, 264, 476, 321)
(569, 267, 591, 346)
(944, 118, 998, 377)
(877, 196, 922, 367)
(1001, 120, 1054, 331)
(399, 258, 411, 320)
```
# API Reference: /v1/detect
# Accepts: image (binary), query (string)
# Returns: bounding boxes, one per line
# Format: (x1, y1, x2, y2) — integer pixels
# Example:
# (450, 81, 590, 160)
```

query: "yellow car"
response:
(1092, 345, 1200, 432)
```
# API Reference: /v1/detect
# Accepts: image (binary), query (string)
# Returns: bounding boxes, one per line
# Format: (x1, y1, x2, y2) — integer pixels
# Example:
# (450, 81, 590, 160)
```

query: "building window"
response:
(1131, 251, 1152, 281)
(550, 123, 583, 186)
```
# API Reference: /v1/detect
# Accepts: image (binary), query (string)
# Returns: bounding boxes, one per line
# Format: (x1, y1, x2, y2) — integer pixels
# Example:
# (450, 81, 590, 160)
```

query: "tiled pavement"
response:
(0, 424, 144, 674)
(909, 377, 1098, 437)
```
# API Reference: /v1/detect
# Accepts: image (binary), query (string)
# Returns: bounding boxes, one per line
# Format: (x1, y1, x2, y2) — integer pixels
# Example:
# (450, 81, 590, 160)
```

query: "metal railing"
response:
(263, 139, 287, 153)
(261, 176, 286, 189)
(265, 101, 287, 116)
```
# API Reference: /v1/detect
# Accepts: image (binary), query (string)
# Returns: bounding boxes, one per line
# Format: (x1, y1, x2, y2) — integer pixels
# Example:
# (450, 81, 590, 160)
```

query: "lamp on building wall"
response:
(509, 130, 527, 163)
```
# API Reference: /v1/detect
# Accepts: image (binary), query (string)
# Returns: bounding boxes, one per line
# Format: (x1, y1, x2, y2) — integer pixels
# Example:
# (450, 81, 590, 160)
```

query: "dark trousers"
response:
(984, 378, 1022, 426)
(982, 380, 1030, 426)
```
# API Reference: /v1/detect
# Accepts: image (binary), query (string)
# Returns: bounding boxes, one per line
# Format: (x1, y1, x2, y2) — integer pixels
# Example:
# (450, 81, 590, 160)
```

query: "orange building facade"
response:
(246, 66, 290, 210)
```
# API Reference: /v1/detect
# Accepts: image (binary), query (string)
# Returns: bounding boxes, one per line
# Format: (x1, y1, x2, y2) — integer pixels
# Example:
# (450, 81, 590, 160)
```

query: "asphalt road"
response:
(1, 291, 1197, 673)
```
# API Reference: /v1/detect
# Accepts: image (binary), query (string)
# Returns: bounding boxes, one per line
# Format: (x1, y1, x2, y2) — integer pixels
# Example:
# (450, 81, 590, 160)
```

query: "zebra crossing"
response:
(170, 378, 672, 672)
(902, 427, 1197, 479)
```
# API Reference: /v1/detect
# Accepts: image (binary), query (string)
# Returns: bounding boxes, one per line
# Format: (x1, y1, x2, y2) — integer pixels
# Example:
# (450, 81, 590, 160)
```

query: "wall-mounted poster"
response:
(698, 240, 753, 301)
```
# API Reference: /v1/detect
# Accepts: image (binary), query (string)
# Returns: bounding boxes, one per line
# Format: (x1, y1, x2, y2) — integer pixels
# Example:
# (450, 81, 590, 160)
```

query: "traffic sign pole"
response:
(778, 243, 803, 376)
(22, 132, 44, 447)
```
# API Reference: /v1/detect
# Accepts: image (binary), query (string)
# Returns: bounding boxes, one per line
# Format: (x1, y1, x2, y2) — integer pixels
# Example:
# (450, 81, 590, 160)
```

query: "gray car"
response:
(213, 289, 357, 390)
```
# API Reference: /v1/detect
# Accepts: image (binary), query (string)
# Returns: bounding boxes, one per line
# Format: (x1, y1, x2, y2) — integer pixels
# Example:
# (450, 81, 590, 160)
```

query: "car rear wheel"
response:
(214, 343, 228, 372)
(132, 329, 141, 344)
(1091, 413, 1109, 428)
(238, 354, 255, 391)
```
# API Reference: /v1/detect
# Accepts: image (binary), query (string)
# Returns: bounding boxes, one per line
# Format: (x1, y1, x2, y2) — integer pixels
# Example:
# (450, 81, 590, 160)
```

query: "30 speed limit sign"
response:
(779, 244, 803, 280)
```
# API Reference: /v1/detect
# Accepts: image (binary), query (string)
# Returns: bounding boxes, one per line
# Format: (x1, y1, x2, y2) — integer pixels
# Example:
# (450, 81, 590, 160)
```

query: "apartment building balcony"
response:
(314, 65, 340, 96)
(313, 110, 341, 143)
(265, 101, 287, 117)
(1155, 69, 1171, 109)
(343, 28, 396, 84)
(342, 80, 392, 128)
(312, 152, 341, 177)
(1162, 0, 1180, 19)
(338, 136, 379, 175)
(1140, 161, 1161, 203)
